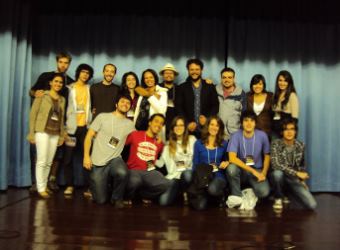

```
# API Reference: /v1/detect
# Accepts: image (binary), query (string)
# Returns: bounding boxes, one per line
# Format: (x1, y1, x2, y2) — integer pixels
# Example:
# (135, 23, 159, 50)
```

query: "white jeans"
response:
(35, 132, 59, 192)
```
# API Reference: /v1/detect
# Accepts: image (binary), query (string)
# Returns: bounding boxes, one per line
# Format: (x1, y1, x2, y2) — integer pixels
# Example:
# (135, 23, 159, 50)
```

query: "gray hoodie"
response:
(216, 84, 246, 139)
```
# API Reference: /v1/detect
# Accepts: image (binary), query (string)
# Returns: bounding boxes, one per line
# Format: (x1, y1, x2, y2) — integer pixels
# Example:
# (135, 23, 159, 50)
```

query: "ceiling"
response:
(33, 0, 340, 23)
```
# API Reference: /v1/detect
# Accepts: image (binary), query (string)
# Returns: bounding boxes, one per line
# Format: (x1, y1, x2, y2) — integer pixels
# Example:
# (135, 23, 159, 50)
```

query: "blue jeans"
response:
(226, 164, 270, 198)
(159, 170, 193, 206)
(90, 157, 129, 204)
(270, 170, 317, 210)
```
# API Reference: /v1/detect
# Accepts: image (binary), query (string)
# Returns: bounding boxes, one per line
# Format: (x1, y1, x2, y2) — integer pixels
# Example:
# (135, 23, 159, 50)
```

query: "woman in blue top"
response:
(192, 115, 229, 209)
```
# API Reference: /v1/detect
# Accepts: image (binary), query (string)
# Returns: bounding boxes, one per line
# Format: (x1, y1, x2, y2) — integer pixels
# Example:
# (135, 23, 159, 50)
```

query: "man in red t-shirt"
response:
(125, 113, 170, 202)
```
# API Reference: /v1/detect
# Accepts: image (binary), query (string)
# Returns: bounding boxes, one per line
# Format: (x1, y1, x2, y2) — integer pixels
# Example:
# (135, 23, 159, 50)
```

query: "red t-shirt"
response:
(125, 131, 164, 170)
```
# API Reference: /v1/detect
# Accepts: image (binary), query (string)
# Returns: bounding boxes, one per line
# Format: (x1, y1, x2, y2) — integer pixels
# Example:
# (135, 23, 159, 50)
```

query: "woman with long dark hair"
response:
(272, 70, 299, 137)
(191, 115, 229, 210)
(27, 73, 66, 198)
(246, 74, 274, 136)
(120, 72, 139, 120)
(134, 69, 168, 135)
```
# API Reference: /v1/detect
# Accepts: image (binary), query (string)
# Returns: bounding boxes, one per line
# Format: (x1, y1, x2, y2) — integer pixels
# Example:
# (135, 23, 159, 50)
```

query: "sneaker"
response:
(283, 197, 290, 204)
(38, 191, 50, 199)
(123, 200, 133, 206)
(111, 200, 125, 209)
(64, 186, 74, 195)
(48, 178, 59, 191)
(273, 199, 283, 209)
(83, 189, 92, 199)
(142, 199, 152, 205)
(46, 187, 53, 194)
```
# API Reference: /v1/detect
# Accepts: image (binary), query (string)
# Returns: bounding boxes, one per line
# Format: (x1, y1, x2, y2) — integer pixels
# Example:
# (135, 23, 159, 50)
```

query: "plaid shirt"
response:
(271, 138, 305, 177)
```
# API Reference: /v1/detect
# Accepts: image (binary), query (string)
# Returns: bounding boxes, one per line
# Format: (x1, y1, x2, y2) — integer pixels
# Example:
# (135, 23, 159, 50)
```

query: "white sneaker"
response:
(273, 199, 283, 209)
(64, 186, 74, 195)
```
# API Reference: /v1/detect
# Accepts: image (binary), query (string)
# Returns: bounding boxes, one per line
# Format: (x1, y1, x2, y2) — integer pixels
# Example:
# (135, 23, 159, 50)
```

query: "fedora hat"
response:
(159, 63, 179, 75)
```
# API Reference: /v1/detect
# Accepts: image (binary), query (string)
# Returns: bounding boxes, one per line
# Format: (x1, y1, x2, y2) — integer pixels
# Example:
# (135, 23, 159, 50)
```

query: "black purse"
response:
(135, 97, 150, 131)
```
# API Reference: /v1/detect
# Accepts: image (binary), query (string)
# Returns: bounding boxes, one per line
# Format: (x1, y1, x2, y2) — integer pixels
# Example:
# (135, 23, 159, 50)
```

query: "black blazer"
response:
(175, 79, 219, 123)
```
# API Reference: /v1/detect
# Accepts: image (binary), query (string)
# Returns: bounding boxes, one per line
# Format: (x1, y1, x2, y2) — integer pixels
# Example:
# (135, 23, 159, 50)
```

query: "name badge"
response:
(273, 112, 281, 120)
(210, 163, 219, 172)
(245, 155, 255, 166)
(127, 109, 135, 118)
(147, 160, 155, 171)
(51, 112, 59, 121)
(176, 161, 186, 172)
(167, 99, 174, 108)
(107, 136, 119, 149)
(65, 136, 77, 147)
(76, 104, 85, 113)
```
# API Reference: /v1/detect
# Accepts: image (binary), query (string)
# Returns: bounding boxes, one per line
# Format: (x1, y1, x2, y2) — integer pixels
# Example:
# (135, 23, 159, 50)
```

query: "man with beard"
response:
(29, 52, 74, 192)
(30, 52, 74, 99)
(83, 94, 135, 207)
(125, 114, 170, 204)
(217, 67, 246, 139)
(175, 58, 219, 138)
(159, 63, 179, 139)
(90, 63, 120, 120)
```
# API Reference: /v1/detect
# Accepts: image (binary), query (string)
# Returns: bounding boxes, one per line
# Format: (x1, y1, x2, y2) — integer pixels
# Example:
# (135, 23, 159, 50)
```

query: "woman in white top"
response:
(272, 70, 299, 138)
(157, 116, 196, 206)
(134, 69, 168, 131)
(134, 69, 168, 141)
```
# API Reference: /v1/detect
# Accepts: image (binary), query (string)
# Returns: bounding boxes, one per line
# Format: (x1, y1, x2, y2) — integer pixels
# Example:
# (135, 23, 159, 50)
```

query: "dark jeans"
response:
(194, 177, 227, 210)
(270, 170, 317, 210)
(159, 170, 193, 206)
(126, 170, 170, 200)
(90, 157, 129, 204)
(62, 126, 87, 186)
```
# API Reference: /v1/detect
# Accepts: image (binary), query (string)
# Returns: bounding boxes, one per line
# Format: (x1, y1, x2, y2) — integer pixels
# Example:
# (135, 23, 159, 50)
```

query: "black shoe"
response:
(48, 179, 59, 191)
(29, 184, 37, 193)
(218, 196, 226, 208)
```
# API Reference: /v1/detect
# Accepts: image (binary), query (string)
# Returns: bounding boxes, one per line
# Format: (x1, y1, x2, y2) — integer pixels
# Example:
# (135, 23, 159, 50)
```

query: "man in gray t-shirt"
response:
(83, 95, 135, 207)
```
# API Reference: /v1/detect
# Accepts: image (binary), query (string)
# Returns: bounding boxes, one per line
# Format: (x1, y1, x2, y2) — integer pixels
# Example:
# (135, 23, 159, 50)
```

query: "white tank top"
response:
(253, 102, 265, 115)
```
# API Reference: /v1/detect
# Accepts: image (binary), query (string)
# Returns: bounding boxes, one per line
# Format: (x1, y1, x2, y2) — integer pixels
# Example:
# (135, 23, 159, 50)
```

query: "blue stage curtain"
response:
(226, 18, 340, 191)
(0, 0, 32, 190)
(1, 4, 339, 191)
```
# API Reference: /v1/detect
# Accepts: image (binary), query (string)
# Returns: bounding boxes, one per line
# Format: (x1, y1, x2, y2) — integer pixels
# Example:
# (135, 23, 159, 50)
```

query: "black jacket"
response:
(175, 79, 219, 123)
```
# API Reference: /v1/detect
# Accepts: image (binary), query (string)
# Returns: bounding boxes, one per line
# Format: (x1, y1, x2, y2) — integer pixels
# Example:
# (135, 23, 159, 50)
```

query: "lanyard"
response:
(207, 147, 218, 164)
(242, 132, 256, 158)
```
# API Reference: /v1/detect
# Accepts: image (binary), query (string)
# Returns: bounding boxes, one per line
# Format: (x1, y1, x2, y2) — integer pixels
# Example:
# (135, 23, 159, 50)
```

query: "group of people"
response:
(28, 52, 316, 211)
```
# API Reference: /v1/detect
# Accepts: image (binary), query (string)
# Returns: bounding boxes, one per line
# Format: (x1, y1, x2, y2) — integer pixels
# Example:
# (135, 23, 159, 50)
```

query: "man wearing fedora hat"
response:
(159, 63, 179, 139)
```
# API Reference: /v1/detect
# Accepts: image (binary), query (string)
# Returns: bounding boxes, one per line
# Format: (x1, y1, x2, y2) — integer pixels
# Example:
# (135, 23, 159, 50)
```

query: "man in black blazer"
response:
(175, 58, 219, 138)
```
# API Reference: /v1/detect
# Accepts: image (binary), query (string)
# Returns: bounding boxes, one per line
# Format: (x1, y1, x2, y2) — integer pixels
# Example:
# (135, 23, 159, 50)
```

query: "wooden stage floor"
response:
(0, 189, 339, 249)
